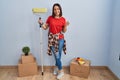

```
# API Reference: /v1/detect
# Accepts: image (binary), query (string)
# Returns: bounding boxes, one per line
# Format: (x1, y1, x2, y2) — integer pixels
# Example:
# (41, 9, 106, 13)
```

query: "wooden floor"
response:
(0, 66, 119, 80)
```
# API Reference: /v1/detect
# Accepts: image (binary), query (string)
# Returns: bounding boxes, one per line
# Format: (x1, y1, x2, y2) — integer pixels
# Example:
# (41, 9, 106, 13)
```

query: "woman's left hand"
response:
(65, 21, 70, 27)
(62, 21, 70, 33)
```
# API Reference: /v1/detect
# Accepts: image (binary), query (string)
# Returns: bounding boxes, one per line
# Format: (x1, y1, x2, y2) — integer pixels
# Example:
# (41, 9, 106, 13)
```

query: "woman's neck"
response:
(55, 15, 60, 18)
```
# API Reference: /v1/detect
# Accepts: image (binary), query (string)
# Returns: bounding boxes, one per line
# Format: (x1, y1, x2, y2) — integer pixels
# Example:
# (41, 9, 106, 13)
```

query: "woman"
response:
(38, 3, 69, 79)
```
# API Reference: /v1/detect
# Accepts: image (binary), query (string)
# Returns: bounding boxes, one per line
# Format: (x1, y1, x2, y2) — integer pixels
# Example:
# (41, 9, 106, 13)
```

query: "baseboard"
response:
(0, 65, 108, 69)
(0, 65, 18, 69)
(0, 65, 69, 69)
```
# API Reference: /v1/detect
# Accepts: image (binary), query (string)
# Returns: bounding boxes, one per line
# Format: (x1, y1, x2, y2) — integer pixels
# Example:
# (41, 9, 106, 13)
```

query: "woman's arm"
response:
(38, 20, 49, 30)
(62, 21, 69, 33)
(41, 23, 49, 30)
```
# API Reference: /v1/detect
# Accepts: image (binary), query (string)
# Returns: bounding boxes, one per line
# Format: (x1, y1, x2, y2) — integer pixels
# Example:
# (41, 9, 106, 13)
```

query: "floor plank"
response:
(0, 66, 119, 80)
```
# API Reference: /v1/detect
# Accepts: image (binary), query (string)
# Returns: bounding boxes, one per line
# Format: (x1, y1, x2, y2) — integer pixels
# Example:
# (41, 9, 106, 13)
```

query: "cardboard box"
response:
(70, 58, 90, 78)
(18, 59, 38, 77)
(21, 54, 35, 64)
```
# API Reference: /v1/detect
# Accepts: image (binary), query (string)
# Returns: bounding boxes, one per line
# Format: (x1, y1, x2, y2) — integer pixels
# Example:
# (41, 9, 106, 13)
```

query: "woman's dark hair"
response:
(52, 3, 62, 17)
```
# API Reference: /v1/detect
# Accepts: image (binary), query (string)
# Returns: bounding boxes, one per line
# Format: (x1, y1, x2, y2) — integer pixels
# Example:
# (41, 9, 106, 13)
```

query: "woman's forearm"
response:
(62, 26, 67, 33)
(42, 23, 49, 30)
(62, 21, 69, 33)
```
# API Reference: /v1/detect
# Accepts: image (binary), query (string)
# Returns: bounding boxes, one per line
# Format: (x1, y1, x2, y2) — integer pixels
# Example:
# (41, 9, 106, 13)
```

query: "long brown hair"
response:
(52, 3, 62, 18)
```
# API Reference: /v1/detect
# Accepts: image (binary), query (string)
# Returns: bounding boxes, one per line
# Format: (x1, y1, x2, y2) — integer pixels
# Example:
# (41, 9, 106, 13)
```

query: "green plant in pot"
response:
(22, 46, 30, 56)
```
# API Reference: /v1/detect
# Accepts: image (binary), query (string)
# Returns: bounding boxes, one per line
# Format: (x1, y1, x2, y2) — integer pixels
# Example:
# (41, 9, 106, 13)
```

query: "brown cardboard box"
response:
(21, 54, 35, 64)
(18, 59, 38, 77)
(70, 58, 90, 78)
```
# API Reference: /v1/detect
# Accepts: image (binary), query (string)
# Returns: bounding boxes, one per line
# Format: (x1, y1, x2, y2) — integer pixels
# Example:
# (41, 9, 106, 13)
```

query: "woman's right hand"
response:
(38, 19, 49, 30)
(38, 18, 43, 25)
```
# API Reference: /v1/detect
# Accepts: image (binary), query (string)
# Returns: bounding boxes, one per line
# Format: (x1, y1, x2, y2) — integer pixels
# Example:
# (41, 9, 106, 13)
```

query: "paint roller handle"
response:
(39, 17, 43, 28)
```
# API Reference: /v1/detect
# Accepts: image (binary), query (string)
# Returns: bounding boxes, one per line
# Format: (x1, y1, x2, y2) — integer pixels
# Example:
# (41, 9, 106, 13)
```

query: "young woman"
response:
(38, 3, 69, 79)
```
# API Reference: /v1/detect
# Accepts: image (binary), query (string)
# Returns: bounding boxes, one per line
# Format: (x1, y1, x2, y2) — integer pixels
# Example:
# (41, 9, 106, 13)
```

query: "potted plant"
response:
(22, 46, 30, 56)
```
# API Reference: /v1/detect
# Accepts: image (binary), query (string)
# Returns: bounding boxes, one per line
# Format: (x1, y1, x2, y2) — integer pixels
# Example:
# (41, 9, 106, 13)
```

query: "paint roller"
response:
(32, 8, 47, 27)
(32, 8, 47, 13)
(32, 8, 47, 75)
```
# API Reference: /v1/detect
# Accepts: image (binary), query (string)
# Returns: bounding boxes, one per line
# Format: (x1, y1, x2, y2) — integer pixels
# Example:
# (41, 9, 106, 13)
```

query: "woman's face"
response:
(54, 5, 60, 17)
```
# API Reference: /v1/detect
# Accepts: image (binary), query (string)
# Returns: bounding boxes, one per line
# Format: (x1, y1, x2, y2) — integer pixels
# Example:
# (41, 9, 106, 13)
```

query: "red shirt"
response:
(46, 16, 66, 39)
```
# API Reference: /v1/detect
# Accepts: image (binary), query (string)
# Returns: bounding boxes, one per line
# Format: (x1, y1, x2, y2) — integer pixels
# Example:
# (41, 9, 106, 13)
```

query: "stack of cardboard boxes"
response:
(18, 54, 38, 77)
(70, 58, 91, 78)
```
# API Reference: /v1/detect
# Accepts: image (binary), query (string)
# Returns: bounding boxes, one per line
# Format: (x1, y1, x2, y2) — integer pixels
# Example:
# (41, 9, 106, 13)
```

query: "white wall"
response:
(109, 0, 120, 78)
(0, 0, 113, 67)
